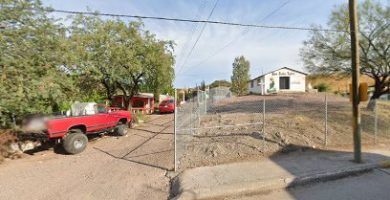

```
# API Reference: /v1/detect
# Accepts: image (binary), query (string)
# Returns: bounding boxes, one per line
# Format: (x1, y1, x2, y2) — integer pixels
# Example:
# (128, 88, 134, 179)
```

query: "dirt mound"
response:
(177, 94, 390, 171)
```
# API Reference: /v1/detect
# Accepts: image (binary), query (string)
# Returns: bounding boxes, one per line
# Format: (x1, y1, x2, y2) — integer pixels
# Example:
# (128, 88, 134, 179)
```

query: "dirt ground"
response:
(0, 114, 174, 200)
(177, 93, 390, 170)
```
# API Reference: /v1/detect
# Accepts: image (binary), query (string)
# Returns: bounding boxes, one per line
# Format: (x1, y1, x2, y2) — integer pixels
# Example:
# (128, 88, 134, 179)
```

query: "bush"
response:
(314, 83, 329, 92)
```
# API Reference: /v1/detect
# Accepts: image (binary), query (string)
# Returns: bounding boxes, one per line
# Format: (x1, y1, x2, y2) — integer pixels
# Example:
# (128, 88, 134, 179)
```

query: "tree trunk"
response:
(124, 95, 131, 111)
(102, 80, 115, 101)
(366, 97, 377, 111)
(116, 83, 131, 110)
(366, 79, 383, 111)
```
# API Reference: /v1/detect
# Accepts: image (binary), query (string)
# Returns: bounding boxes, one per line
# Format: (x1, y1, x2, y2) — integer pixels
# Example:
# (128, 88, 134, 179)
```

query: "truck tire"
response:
(63, 130, 88, 154)
(115, 124, 129, 136)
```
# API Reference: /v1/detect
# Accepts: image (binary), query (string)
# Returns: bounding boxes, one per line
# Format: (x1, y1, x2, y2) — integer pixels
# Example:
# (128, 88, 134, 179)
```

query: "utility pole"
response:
(348, 0, 362, 163)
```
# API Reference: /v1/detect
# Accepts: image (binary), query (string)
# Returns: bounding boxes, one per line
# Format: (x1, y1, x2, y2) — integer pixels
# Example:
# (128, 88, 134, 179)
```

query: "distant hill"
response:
(307, 74, 374, 93)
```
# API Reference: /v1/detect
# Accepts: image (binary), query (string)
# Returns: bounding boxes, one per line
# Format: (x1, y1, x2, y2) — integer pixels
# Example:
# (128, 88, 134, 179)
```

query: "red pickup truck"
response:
(20, 103, 132, 154)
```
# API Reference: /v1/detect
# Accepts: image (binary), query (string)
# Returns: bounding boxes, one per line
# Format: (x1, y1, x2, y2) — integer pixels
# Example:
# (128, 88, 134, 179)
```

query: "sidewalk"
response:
(171, 147, 390, 200)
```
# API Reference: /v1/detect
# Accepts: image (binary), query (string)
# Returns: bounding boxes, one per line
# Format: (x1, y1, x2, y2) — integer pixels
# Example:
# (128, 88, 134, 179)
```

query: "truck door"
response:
(85, 105, 109, 132)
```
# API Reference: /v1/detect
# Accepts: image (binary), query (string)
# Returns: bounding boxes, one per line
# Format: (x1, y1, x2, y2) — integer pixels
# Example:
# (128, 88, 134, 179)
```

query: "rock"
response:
(19, 141, 40, 152)
(8, 142, 22, 154)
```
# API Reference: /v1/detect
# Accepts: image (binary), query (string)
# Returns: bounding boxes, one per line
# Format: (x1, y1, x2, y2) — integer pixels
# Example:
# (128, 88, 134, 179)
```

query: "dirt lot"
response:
(0, 114, 174, 200)
(178, 93, 390, 170)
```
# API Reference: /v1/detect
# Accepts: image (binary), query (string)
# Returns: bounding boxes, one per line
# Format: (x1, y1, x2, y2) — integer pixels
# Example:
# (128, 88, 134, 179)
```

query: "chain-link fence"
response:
(361, 99, 390, 143)
(174, 91, 390, 171)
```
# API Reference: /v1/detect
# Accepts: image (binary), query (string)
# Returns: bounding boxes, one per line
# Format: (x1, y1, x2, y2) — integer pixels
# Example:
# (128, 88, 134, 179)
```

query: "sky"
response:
(41, 0, 358, 88)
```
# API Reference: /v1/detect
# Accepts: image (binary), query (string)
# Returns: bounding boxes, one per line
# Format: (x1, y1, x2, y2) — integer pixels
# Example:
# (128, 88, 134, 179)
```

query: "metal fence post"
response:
(325, 92, 328, 147)
(262, 97, 266, 151)
(204, 91, 207, 114)
(374, 99, 378, 144)
(198, 94, 201, 134)
(197, 90, 199, 106)
(174, 89, 177, 171)
(190, 99, 193, 135)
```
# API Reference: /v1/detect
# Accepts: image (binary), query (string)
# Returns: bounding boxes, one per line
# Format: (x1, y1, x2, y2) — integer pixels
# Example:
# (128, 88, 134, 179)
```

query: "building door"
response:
(279, 77, 290, 89)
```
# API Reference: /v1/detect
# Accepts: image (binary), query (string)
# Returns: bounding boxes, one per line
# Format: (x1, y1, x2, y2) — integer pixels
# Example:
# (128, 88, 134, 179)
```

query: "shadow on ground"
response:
(263, 144, 390, 199)
(171, 144, 390, 200)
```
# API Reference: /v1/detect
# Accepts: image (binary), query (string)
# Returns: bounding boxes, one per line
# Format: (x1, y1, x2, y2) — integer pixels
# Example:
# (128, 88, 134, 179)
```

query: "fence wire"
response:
(175, 91, 390, 171)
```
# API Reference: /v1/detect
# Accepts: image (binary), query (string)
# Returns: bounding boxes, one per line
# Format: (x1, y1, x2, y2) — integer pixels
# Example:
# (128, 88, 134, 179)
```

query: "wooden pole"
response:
(348, 0, 362, 163)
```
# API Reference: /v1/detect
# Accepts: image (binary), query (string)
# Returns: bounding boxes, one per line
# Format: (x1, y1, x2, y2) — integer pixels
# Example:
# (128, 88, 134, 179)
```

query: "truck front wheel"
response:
(115, 124, 129, 136)
(63, 130, 88, 154)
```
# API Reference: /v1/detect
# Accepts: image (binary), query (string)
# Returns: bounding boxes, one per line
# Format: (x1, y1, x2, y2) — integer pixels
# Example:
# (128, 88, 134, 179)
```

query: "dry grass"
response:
(379, 160, 390, 168)
(307, 74, 374, 93)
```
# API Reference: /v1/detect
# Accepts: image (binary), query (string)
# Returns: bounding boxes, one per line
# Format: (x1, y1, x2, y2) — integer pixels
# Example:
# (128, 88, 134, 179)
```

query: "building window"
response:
(251, 80, 254, 88)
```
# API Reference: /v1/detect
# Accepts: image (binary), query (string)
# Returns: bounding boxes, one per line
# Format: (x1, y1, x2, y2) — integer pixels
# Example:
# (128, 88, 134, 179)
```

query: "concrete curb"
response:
(171, 163, 378, 200)
(287, 163, 378, 188)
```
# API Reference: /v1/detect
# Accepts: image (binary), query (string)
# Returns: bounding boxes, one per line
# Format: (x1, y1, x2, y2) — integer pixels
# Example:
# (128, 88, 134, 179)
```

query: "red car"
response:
(20, 103, 132, 154)
(159, 99, 175, 113)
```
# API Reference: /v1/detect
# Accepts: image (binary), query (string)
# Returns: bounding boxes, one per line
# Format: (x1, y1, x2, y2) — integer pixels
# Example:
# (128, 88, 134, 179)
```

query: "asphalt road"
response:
(231, 169, 390, 200)
(0, 114, 174, 200)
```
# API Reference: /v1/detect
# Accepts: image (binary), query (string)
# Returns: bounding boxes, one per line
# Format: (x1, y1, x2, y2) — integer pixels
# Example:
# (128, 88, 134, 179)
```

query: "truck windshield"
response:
(96, 105, 107, 113)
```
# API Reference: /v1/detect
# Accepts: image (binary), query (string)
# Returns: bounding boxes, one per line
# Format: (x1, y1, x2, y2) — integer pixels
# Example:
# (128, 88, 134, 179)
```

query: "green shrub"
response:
(314, 83, 329, 92)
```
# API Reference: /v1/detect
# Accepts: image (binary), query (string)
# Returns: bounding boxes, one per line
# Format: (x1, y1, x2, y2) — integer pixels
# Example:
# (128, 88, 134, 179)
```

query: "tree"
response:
(200, 80, 206, 91)
(0, 1, 175, 127)
(300, 0, 389, 109)
(137, 35, 175, 103)
(69, 15, 122, 102)
(209, 80, 231, 88)
(231, 56, 250, 96)
(0, 0, 77, 127)
(69, 15, 175, 108)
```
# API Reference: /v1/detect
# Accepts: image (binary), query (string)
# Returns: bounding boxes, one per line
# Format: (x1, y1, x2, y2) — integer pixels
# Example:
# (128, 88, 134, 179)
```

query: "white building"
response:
(248, 67, 307, 95)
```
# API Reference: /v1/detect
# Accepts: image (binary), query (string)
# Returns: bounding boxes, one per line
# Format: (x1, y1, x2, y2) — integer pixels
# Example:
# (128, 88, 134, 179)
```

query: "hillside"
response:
(307, 74, 374, 93)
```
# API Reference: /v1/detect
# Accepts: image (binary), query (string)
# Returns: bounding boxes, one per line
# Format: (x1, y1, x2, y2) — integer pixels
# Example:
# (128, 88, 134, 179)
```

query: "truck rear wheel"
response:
(63, 130, 88, 154)
(115, 124, 129, 136)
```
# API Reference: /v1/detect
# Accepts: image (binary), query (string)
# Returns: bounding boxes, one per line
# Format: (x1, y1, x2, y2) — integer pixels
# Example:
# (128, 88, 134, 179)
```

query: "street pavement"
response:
(230, 169, 390, 200)
(172, 147, 390, 200)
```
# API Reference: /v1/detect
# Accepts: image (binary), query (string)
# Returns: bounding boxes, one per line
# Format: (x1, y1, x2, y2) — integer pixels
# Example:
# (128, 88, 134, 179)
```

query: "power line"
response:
(176, 0, 220, 75)
(174, 0, 208, 69)
(179, 0, 291, 75)
(42, 8, 341, 32)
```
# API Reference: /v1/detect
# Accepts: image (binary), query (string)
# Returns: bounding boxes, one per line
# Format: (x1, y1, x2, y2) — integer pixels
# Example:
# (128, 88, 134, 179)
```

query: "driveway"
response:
(0, 114, 174, 200)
